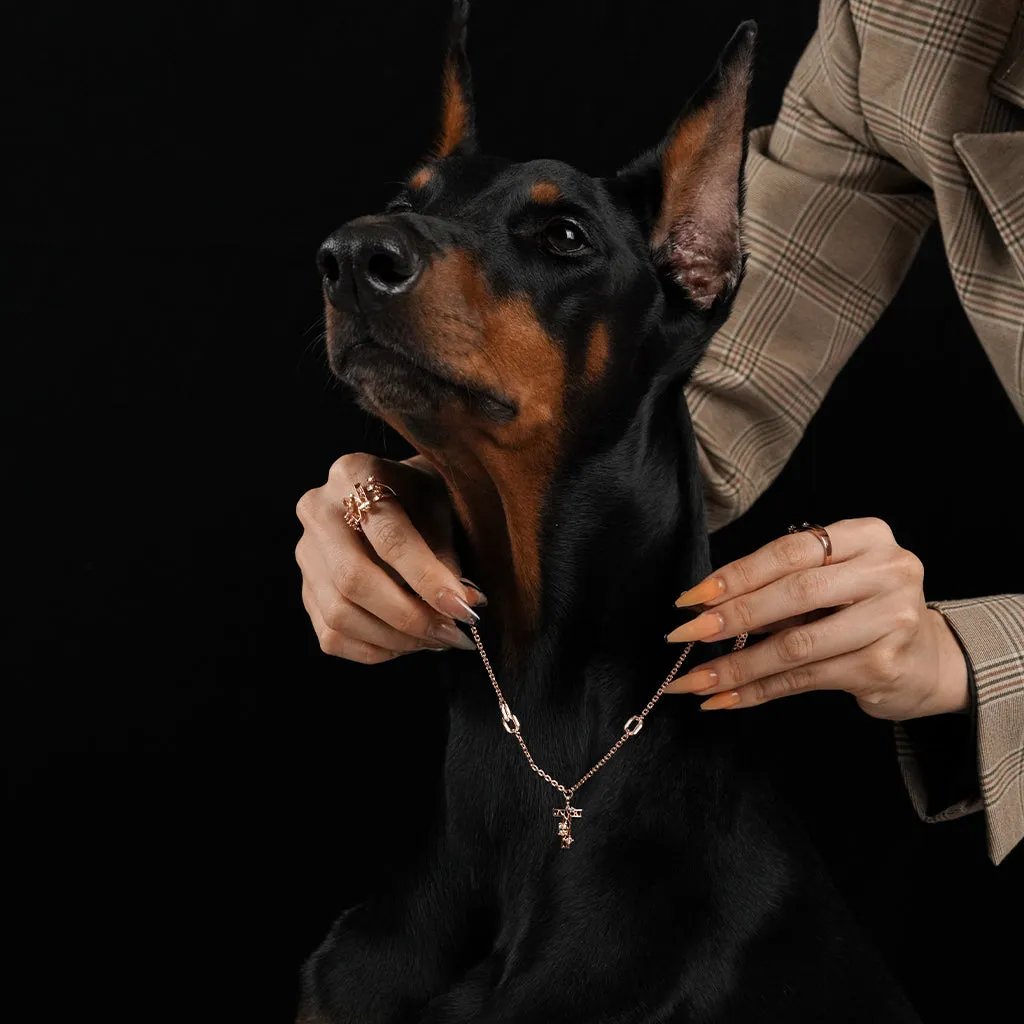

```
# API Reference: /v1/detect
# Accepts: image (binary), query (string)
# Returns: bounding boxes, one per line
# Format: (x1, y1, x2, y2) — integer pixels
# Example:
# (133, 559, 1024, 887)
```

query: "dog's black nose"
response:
(317, 220, 423, 313)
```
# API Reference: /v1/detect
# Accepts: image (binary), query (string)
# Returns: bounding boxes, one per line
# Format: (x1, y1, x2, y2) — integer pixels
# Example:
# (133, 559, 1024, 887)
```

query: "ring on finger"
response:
(343, 475, 398, 532)
(787, 522, 833, 567)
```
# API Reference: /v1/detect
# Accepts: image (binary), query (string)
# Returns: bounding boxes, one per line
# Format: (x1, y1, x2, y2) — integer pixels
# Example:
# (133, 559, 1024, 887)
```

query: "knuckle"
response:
(890, 604, 920, 633)
(396, 604, 430, 637)
(893, 550, 924, 585)
(328, 453, 373, 493)
(406, 560, 439, 598)
(331, 452, 369, 478)
(730, 598, 755, 631)
(317, 628, 342, 656)
(862, 516, 895, 544)
(788, 570, 827, 606)
(866, 645, 901, 684)
(726, 657, 750, 687)
(332, 559, 363, 598)
(356, 644, 392, 665)
(778, 627, 815, 663)
(775, 535, 807, 571)
(295, 489, 318, 523)
(730, 558, 755, 590)
(752, 665, 814, 704)
(372, 516, 407, 562)
(321, 598, 348, 632)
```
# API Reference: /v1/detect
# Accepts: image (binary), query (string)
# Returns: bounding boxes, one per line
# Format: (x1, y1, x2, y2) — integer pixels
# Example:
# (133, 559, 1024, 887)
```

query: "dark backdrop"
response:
(6, 1, 1022, 1021)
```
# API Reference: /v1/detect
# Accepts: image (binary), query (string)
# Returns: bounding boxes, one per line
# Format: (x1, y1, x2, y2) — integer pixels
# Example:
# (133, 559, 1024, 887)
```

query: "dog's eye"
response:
(541, 218, 590, 256)
(386, 197, 413, 214)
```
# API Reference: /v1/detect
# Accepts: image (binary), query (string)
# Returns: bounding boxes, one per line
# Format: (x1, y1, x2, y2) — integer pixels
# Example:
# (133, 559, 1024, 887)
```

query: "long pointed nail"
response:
(428, 620, 477, 650)
(458, 578, 489, 607)
(666, 611, 725, 643)
(700, 690, 741, 711)
(436, 588, 481, 625)
(665, 668, 719, 694)
(674, 576, 725, 608)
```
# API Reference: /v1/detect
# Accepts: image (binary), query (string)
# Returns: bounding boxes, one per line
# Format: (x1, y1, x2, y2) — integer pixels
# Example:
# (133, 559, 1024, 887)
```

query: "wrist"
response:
(920, 608, 970, 717)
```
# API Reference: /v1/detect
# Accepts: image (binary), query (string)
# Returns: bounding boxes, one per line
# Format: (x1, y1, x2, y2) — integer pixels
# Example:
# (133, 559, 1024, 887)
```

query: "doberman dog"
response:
(300, 4, 921, 1021)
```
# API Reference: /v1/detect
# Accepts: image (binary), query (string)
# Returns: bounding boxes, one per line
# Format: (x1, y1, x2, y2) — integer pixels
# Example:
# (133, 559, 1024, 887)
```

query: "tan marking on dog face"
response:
(410, 166, 434, 190)
(374, 251, 567, 635)
(530, 181, 562, 204)
(436, 58, 470, 157)
(584, 321, 610, 382)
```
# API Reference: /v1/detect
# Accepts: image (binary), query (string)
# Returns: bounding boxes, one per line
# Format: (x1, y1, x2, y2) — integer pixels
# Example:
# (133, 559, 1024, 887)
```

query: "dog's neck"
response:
(439, 374, 713, 701)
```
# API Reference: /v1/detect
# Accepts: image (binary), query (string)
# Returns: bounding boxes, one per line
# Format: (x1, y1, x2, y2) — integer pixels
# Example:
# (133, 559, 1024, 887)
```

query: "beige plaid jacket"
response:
(686, 0, 1023, 864)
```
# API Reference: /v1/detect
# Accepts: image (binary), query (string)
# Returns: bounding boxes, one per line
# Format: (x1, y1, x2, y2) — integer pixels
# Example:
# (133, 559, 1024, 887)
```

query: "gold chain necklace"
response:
(468, 624, 748, 848)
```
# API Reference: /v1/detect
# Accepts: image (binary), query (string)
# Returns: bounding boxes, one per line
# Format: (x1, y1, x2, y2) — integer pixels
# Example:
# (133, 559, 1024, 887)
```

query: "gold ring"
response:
(342, 475, 398, 532)
(787, 522, 833, 566)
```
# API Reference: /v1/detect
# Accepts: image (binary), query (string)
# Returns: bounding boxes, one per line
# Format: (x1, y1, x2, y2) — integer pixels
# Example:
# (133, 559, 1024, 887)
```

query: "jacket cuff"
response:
(895, 595, 1024, 865)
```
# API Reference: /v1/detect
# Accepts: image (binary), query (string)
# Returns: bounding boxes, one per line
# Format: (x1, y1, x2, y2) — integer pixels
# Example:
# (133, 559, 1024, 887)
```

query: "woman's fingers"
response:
(693, 643, 896, 711)
(666, 601, 885, 694)
(295, 451, 486, 662)
(295, 530, 476, 652)
(673, 518, 895, 610)
(357, 498, 480, 625)
(301, 582, 408, 665)
(666, 560, 879, 643)
(323, 457, 479, 625)
(301, 558, 474, 653)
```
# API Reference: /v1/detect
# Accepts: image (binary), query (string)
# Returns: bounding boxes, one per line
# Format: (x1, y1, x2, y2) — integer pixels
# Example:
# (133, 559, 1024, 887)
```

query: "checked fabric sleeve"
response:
(897, 596, 1024, 865)
(685, 0, 1024, 863)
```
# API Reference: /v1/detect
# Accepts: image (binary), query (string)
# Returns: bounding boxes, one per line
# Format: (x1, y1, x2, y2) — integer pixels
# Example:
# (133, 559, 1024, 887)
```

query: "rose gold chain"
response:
(469, 625, 748, 805)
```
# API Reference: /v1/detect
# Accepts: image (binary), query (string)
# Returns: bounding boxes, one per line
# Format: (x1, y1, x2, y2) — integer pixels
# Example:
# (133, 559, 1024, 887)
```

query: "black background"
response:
(6, 1, 1022, 1021)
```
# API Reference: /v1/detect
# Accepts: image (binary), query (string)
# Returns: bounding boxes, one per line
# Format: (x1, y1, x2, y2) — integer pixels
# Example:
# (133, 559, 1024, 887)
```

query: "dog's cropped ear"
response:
(615, 22, 755, 311)
(433, 0, 476, 158)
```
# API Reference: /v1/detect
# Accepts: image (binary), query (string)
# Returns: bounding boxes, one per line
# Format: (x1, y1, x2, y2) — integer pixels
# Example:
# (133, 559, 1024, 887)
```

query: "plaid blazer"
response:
(686, 0, 1023, 864)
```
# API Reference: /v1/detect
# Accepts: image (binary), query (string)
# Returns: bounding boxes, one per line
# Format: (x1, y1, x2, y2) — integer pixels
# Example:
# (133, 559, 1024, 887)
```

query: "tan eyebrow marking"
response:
(410, 167, 434, 190)
(530, 181, 562, 204)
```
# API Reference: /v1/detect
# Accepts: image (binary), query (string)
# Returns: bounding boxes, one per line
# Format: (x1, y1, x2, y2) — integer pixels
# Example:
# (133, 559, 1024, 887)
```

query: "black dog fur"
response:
(300, 5, 922, 1021)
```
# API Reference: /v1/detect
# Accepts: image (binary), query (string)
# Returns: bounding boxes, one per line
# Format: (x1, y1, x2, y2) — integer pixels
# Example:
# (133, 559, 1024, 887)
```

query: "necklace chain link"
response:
(469, 624, 749, 813)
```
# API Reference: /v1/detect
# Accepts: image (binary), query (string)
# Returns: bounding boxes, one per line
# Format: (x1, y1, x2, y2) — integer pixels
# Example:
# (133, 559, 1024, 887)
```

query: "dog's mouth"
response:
(328, 319, 517, 423)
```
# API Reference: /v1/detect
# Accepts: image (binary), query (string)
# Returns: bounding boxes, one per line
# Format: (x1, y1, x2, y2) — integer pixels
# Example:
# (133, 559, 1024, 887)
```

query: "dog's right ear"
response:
(612, 22, 755, 313)
(432, 0, 476, 158)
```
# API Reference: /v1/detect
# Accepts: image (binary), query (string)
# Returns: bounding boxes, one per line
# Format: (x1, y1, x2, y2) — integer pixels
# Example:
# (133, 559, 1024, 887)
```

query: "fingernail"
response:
(666, 611, 725, 644)
(674, 576, 725, 608)
(666, 668, 719, 694)
(428, 620, 477, 651)
(458, 577, 489, 607)
(700, 690, 741, 711)
(436, 588, 481, 625)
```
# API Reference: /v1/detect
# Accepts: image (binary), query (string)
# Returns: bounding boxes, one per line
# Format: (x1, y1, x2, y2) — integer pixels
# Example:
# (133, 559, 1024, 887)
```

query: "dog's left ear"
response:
(615, 21, 755, 311)
(433, 0, 476, 158)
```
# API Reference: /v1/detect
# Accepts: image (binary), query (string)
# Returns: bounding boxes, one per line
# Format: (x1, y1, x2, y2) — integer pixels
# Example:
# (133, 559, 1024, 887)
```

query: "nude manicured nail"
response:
(665, 611, 724, 644)
(700, 690, 741, 711)
(436, 589, 481, 625)
(667, 668, 719, 694)
(674, 576, 725, 608)
(428, 620, 477, 650)
(458, 578, 489, 607)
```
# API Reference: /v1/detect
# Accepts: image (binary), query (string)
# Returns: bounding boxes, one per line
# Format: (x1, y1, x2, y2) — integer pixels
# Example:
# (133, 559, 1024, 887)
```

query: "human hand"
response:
(295, 454, 486, 663)
(664, 518, 969, 721)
